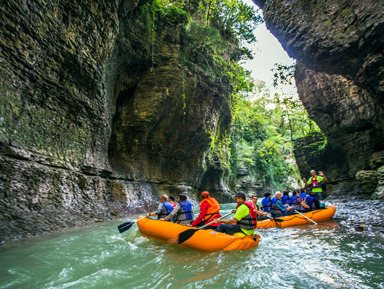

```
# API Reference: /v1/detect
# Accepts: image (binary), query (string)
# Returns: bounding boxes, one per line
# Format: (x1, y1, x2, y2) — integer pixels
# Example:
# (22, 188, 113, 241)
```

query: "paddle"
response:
(177, 212, 233, 245)
(294, 210, 317, 225)
(118, 216, 146, 233)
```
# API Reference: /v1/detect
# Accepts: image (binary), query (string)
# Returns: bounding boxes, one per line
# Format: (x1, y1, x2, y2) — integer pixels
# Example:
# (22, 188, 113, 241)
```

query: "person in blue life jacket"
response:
(299, 188, 307, 200)
(261, 192, 272, 213)
(161, 194, 194, 225)
(270, 194, 278, 209)
(146, 194, 174, 220)
(290, 191, 309, 212)
(214, 191, 257, 236)
(271, 192, 295, 218)
(281, 190, 290, 204)
(303, 193, 320, 211)
(289, 189, 299, 206)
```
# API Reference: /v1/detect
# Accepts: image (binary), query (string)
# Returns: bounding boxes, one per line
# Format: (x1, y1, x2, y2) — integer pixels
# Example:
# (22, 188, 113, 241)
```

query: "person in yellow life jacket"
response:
(190, 191, 221, 229)
(214, 191, 257, 236)
(303, 170, 327, 201)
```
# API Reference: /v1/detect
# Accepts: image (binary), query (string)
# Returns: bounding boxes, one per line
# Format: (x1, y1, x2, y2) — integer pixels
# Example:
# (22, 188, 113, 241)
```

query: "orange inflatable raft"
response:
(257, 205, 336, 229)
(137, 217, 260, 251)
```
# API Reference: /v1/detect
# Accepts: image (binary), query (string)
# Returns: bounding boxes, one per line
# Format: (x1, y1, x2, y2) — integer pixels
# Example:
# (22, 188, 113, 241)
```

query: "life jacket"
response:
(235, 201, 257, 230)
(174, 200, 194, 222)
(271, 200, 284, 217)
(300, 192, 307, 199)
(289, 195, 297, 206)
(271, 197, 277, 208)
(292, 198, 303, 211)
(170, 201, 177, 209)
(304, 195, 317, 211)
(200, 197, 220, 223)
(157, 201, 174, 220)
(262, 197, 271, 212)
(281, 195, 289, 205)
(311, 176, 320, 188)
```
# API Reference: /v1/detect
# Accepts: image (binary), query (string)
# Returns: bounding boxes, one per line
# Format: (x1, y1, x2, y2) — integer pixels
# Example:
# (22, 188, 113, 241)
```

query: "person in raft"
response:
(169, 195, 177, 209)
(281, 190, 290, 205)
(290, 190, 308, 212)
(161, 194, 194, 225)
(271, 191, 296, 218)
(303, 170, 327, 201)
(146, 194, 174, 220)
(261, 192, 272, 214)
(251, 195, 268, 221)
(190, 191, 221, 230)
(213, 191, 257, 236)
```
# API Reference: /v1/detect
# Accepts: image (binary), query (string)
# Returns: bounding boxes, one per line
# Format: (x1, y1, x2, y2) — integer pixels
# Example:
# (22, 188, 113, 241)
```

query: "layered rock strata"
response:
(0, 0, 232, 241)
(253, 0, 384, 197)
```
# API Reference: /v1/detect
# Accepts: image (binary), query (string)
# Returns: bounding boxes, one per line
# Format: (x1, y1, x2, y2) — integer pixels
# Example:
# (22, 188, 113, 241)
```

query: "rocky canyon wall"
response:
(0, 0, 232, 241)
(253, 0, 384, 198)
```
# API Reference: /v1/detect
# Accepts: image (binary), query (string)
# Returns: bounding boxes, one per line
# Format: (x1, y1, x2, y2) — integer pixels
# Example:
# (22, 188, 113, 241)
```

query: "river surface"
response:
(1, 202, 383, 289)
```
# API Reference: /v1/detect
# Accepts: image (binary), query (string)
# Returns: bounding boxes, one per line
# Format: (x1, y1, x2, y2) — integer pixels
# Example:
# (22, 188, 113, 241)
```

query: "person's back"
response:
(262, 192, 272, 212)
(175, 195, 194, 224)
(281, 191, 290, 205)
(303, 194, 319, 211)
(191, 191, 221, 228)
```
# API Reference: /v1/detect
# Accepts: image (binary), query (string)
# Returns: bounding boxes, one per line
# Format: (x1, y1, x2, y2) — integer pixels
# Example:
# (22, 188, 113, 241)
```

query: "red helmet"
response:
(201, 191, 210, 199)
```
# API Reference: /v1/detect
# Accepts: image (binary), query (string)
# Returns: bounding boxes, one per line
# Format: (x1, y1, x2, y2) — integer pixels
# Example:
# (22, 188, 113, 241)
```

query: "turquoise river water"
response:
(1, 203, 383, 289)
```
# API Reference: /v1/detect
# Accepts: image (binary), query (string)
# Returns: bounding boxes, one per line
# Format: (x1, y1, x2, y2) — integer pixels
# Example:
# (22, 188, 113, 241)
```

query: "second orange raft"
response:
(137, 217, 260, 251)
(257, 204, 336, 229)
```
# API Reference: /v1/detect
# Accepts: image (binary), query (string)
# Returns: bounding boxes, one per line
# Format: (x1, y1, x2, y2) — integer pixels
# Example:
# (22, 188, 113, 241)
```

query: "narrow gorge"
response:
(1, 0, 383, 242)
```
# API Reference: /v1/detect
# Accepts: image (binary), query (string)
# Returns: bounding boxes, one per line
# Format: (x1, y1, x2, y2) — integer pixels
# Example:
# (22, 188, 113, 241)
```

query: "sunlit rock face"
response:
(254, 0, 384, 197)
(0, 0, 232, 240)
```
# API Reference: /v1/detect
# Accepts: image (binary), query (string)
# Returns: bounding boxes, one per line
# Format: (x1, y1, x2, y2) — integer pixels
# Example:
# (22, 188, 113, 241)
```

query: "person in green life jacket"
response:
(303, 170, 327, 201)
(146, 194, 174, 220)
(213, 191, 257, 236)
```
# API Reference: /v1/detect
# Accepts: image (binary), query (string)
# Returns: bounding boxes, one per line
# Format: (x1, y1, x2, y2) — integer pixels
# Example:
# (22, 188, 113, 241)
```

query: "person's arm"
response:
(146, 203, 164, 217)
(162, 203, 180, 221)
(256, 208, 267, 216)
(319, 171, 327, 181)
(214, 217, 238, 225)
(300, 200, 310, 209)
(277, 200, 294, 212)
(190, 202, 209, 226)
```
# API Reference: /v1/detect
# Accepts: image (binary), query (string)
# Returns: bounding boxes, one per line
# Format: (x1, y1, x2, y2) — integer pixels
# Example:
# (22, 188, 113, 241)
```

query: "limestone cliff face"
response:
(0, 0, 232, 241)
(254, 0, 384, 197)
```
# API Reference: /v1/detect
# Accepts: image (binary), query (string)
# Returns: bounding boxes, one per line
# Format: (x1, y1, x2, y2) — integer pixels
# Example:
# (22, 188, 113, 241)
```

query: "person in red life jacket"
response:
(251, 195, 268, 221)
(213, 191, 257, 236)
(146, 194, 174, 220)
(190, 191, 221, 229)
(161, 194, 194, 225)
(169, 195, 177, 209)
(303, 170, 327, 201)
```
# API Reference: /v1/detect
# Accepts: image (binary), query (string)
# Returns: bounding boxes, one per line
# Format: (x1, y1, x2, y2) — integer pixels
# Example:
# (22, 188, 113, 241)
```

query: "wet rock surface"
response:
(254, 0, 384, 197)
(0, 0, 232, 241)
(332, 198, 384, 237)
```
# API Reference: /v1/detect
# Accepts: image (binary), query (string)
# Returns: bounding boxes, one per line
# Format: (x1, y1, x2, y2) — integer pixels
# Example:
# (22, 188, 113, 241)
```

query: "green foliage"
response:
(228, 94, 301, 191)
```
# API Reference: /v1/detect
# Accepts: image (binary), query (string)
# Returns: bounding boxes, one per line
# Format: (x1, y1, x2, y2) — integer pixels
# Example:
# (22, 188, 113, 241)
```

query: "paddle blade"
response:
(118, 221, 134, 233)
(178, 229, 198, 245)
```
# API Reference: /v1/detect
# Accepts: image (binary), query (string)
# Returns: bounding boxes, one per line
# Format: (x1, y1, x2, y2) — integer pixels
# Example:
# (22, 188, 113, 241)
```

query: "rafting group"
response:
(119, 169, 336, 251)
